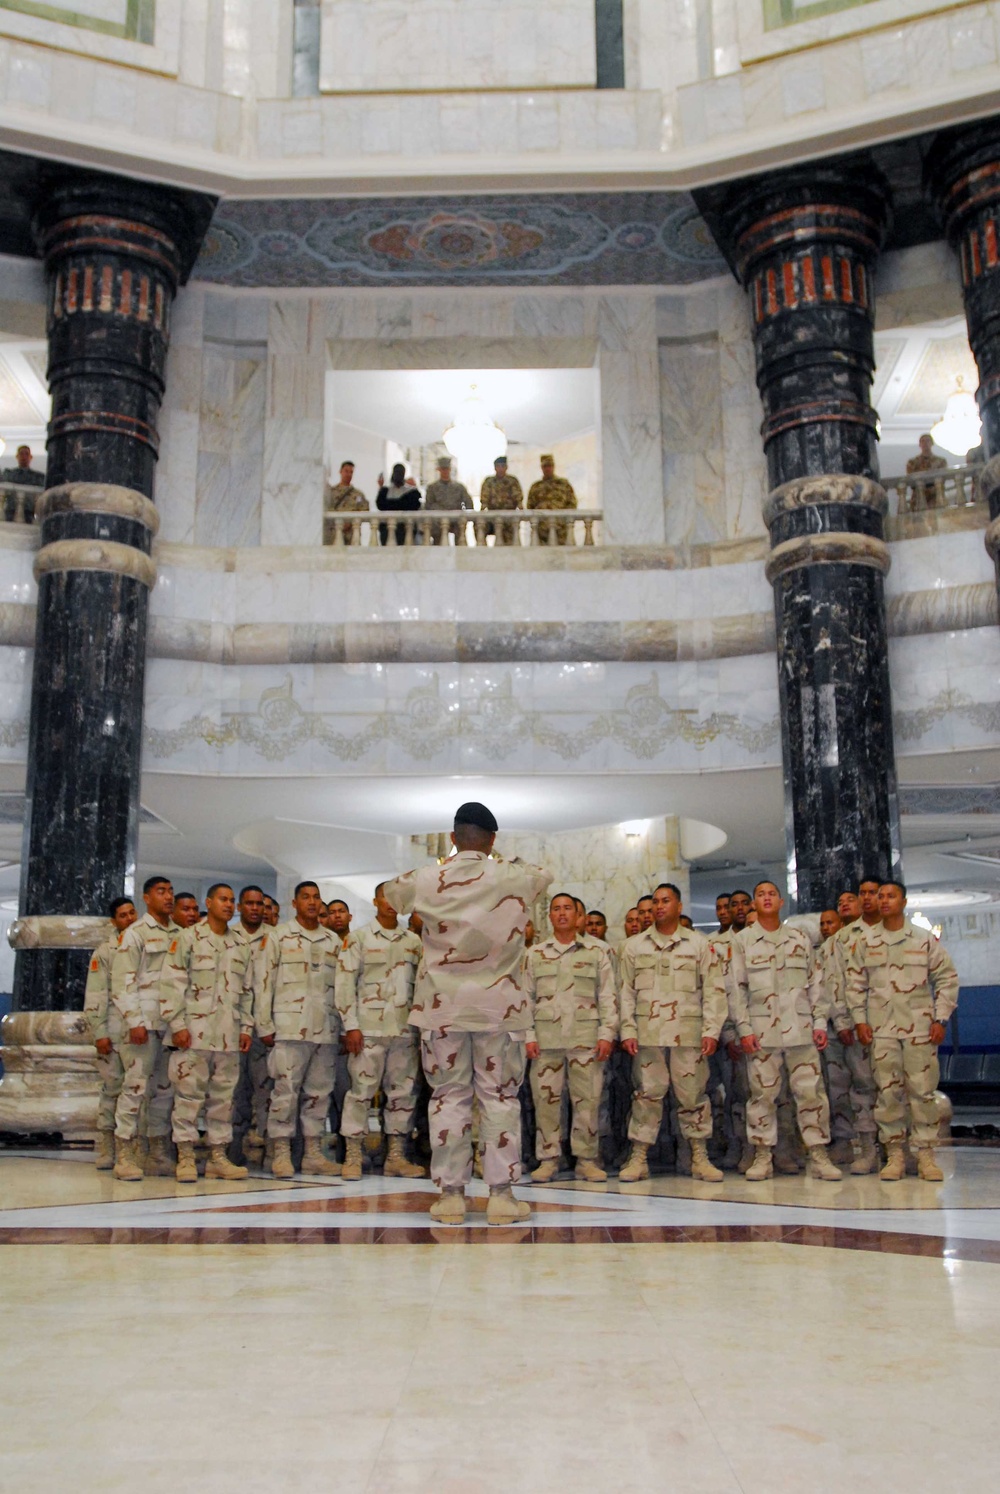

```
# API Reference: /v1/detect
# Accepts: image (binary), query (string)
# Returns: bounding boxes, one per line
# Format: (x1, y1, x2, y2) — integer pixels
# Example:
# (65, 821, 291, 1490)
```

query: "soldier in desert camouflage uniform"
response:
(161, 883, 254, 1183)
(385, 801, 551, 1226)
(617, 883, 728, 1184)
(479, 455, 524, 547)
(324, 460, 369, 546)
(256, 880, 342, 1181)
(110, 875, 179, 1182)
(233, 884, 273, 1166)
(846, 880, 959, 1183)
(524, 892, 617, 1184)
(526, 454, 577, 545)
(727, 881, 843, 1182)
(83, 896, 137, 1170)
(817, 894, 880, 1175)
(336, 882, 426, 1181)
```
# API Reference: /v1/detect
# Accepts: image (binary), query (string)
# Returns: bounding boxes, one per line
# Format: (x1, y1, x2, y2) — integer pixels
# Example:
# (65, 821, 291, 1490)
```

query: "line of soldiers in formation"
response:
(84, 836, 959, 1213)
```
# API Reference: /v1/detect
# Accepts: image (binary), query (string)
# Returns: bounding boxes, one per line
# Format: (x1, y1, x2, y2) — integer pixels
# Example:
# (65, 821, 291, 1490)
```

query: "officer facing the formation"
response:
(83, 896, 138, 1170)
(618, 883, 728, 1184)
(527, 453, 577, 545)
(479, 455, 524, 546)
(233, 884, 272, 1167)
(524, 892, 617, 1184)
(161, 883, 254, 1183)
(256, 881, 342, 1181)
(385, 801, 551, 1225)
(336, 882, 427, 1182)
(847, 881, 959, 1182)
(728, 881, 842, 1182)
(424, 454, 472, 545)
(110, 875, 179, 1182)
(324, 459, 368, 546)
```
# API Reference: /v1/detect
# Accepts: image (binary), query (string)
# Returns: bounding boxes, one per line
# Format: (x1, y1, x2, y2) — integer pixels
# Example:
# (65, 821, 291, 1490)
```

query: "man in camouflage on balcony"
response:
(905, 433, 947, 508)
(479, 455, 524, 546)
(846, 880, 959, 1183)
(425, 454, 473, 545)
(527, 453, 577, 545)
(524, 892, 618, 1184)
(324, 459, 368, 546)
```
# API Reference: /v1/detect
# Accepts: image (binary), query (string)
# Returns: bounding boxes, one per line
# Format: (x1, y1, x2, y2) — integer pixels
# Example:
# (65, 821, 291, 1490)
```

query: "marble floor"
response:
(1, 1146, 998, 1492)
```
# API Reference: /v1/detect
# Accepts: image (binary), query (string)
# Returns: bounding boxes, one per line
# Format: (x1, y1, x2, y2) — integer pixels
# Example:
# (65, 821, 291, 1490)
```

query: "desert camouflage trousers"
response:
(530, 1046, 605, 1161)
(628, 1045, 712, 1144)
(747, 1045, 830, 1149)
(169, 1049, 241, 1145)
(822, 1028, 877, 1141)
(266, 1039, 336, 1139)
(115, 1031, 173, 1141)
(870, 1037, 940, 1147)
(421, 1028, 525, 1190)
(95, 1046, 124, 1131)
(341, 1032, 421, 1137)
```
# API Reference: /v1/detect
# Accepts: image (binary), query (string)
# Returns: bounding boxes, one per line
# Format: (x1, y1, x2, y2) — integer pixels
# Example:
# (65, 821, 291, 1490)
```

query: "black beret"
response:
(454, 801, 498, 833)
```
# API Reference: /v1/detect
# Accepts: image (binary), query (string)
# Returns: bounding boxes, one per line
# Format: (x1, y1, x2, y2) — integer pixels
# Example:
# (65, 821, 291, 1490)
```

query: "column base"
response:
(0, 1011, 99, 1139)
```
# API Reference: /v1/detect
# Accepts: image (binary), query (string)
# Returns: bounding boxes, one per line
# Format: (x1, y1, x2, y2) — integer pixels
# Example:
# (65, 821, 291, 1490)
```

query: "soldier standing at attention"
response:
(727, 881, 843, 1182)
(161, 883, 254, 1183)
(618, 883, 727, 1184)
(424, 454, 472, 545)
(716, 894, 732, 933)
(527, 453, 577, 545)
(479, 455, 523, 546)
(256, 881, 342, 1180)
(525, 892, 617, 1184)
(324, 459, 368, 546)
(384, 801, 551, 1225)
(823, 885, 880, 1175)
(172, 892, 200, 930)
(83, 896, 137, 1170)
(336, 882, 427, 1181)
(234, 884, 272, 1167)
(262, 896, 279, 927)
(636, 895, 655, 932)
(847, 880, 959, 1182)
(327, 899, 353, 948)
(110, 875, 179, 1182)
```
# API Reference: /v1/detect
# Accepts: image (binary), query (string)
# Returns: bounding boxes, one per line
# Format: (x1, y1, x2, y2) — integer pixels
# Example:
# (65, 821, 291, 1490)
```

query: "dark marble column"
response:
(11, 169, 213, 1021)
(697, 163, 901, 910)
(925, 121, 1000, 592)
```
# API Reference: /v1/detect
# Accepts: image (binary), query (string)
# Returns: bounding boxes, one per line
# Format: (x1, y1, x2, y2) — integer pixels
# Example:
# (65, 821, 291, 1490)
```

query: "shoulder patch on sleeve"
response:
(169, 939, 178, 953)
(90, 957, 99, 972)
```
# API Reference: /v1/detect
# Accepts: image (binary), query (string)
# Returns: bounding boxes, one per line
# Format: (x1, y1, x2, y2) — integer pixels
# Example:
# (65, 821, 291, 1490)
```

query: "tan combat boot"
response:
(341, 1135, 364, 1181)
(113, 1136, 143, 1182)
(300, 1138, 342, 1177)
(175, 1142, 198, 1183)
(618, 1143, 650, 1182)
(808, 1146, 843, 1182)
(530, 1158, 560, 1184)
(270, 1139, 295, 1179)
(745, 1145, 773, 1181)
(690, 1140, 724, 1183)
(144, 1135, 175, 1177)
(206, 1146, 248, 1180)
(829, 1138, 854, 1167)
(916, 1148, 944, 1182)
(880, 1142, 906, 1181)
(575, 1158, 608, 1182)
(429, 1188, 466, 1224)
(383, 1135, 427, 1178)
(850, 1138, 879, 1175)
(93, 1130, 115, 1171)
(486, 1186, 531, 1225)
(242, 1128, 265, 1166)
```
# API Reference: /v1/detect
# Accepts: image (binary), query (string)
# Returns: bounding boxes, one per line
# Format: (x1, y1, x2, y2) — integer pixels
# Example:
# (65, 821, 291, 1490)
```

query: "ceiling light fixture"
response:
(443, 384, 506, 481)
(930, 376, 982, 457)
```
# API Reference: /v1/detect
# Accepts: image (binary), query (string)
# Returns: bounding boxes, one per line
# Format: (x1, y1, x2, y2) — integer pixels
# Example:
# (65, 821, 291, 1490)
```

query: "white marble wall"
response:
(319, 0, 596, 93)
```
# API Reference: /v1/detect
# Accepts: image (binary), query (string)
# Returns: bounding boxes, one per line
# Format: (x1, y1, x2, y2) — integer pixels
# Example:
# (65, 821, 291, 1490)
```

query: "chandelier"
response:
(442, 385, 506, 478)
(930, 376, 981, 457)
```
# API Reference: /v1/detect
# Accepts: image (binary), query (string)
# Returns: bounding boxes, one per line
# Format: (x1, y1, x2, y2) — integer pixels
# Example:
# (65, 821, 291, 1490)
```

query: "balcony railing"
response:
(323, 509, 603, 548)
(0, 481, 40, 525)
(884, 464, 983, 514)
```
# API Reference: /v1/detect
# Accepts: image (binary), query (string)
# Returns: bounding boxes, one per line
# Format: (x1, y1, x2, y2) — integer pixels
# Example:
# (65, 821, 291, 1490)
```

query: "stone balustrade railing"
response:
(884, 463, 982, 514)
(0, 481, 41, 525)
(323, 509, 602, 548)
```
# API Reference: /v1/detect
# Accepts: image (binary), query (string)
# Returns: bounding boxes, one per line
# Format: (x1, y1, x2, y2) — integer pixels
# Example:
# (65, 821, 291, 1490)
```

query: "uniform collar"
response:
(538, 934, 586, 956)
(368, 918, 403, 941)
(881, 919, 912, 944)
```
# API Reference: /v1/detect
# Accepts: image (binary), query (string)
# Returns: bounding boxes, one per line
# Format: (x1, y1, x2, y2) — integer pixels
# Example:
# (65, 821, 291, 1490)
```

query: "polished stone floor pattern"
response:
(1, 1148, 998, 1491)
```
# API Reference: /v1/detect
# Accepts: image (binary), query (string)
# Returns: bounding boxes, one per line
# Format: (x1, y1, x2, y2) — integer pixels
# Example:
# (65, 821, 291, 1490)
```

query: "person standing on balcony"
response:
(324, 460, 368, 546)
(424, 454, 472, 546)
(527, 453, 577, 545)
(905, 433, 947, 508)
(1, 445, 44, 487)
(376, 462, 421, 546)
(480, 455, 523, 546)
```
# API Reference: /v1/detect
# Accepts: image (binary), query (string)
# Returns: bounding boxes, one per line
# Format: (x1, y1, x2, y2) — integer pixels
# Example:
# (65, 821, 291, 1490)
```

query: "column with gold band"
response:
(696, 164, 901, 909)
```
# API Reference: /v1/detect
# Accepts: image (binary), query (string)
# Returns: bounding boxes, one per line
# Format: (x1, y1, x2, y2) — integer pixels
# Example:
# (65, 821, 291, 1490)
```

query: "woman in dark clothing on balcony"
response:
(376, 462, 422, 546)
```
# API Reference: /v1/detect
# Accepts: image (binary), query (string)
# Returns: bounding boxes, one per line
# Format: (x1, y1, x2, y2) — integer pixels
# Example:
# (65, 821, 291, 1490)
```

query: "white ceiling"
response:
(874, 316, 979, 474)
(0, 337, 48, 455)
(326, 367, 599, 450)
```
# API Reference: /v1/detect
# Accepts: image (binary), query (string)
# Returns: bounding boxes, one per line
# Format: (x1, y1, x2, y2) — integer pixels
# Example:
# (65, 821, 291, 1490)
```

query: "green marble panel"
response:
(0, 0, 154, 43)
(764, 0, 876, 29)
